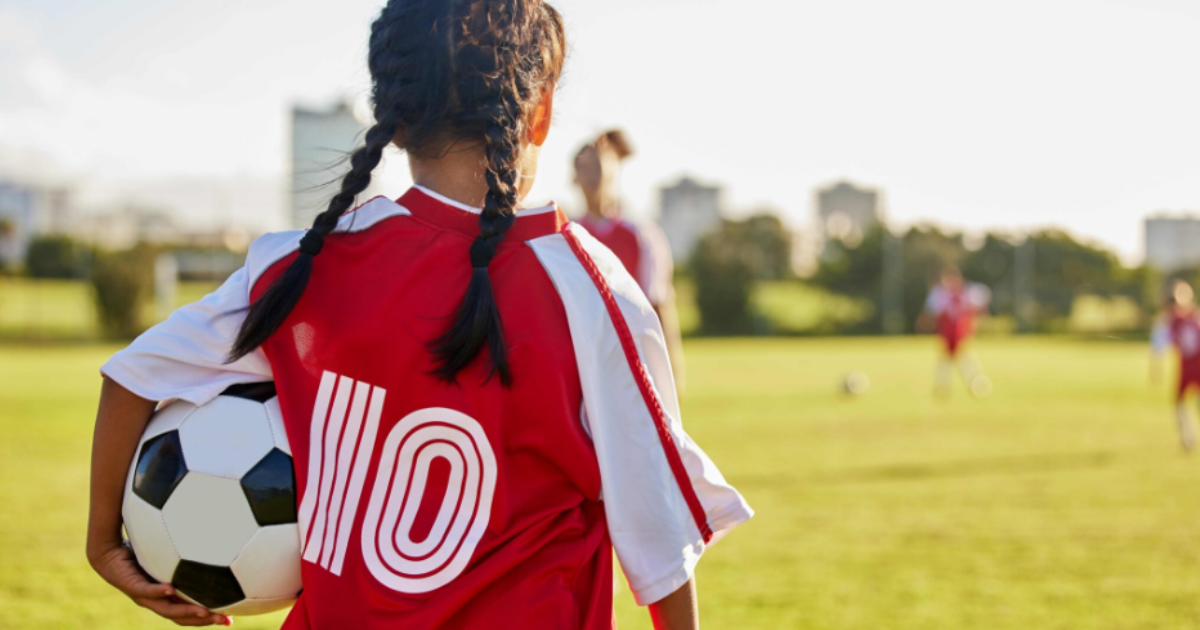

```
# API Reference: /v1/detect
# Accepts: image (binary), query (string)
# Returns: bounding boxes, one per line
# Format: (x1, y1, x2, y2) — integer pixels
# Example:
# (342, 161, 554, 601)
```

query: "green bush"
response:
(26, 235, 87, 279)
(691, 225, 756, 335)
(90, 244, 155, 339)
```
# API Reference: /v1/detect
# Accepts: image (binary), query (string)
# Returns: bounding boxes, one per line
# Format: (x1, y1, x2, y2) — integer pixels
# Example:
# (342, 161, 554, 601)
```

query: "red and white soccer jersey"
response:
(924, 283, 990, 356)
(1152, 310, 1200, 399)
(101, 186, 752, 629)
(575, 215, 674, 307)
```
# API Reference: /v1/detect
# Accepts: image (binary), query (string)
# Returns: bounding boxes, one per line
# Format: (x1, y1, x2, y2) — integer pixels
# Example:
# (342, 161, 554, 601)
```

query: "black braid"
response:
(227, 117, 397, 362)
(227, 0, 566, 384)
(429, 1, 540, 386)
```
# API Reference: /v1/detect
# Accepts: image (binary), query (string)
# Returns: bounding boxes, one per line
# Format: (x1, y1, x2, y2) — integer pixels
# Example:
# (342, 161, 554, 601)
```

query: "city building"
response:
(658, 176, 722, 262)
(0, 181, 72, 267)
(290, 101, 407, 229)
(291, 102, 367, 228)
(815, 180, 883, 253)
(1144, 214, 1200, 272)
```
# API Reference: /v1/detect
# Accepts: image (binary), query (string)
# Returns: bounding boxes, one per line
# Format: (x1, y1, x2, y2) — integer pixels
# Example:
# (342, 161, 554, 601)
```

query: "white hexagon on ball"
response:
(263, 398, 292, 456)
(122, 492, 179, 584)
(231, 524, 302, 600)
(216, 597, 296, 616)
(143, 400, 196, 442)
(162, 473, 260, 566)
(179, 397, 275, 478)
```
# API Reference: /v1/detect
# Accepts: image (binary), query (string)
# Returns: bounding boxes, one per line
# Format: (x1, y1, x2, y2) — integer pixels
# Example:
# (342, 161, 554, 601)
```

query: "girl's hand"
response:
(88, 542, 231, 627)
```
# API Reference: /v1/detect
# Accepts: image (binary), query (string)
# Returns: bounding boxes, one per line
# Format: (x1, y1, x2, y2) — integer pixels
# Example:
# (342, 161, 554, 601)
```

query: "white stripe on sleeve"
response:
(528, 225, 752, 605)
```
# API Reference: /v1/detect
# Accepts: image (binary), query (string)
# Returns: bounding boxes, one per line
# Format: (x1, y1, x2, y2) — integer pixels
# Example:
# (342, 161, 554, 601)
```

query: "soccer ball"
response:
(842, 372, 870, 396)
(122, 383, 301, 616)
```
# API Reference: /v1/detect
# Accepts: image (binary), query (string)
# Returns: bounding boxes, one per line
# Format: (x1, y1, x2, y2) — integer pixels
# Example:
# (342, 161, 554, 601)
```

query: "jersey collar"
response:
(398, 186, 568, 241)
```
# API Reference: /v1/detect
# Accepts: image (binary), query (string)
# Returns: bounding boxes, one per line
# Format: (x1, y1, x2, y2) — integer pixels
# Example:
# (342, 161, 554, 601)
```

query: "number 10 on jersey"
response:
(297, 371, 497, 593)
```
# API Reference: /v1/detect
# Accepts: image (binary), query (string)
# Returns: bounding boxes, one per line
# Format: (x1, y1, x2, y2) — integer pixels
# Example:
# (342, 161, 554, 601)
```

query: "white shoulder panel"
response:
(527, 225, 751, 606)
(925, 285, 949, 315)
(101, 196, 409, 406)
(1152, 318, 1172, 355)
(246, 196, 410, 289)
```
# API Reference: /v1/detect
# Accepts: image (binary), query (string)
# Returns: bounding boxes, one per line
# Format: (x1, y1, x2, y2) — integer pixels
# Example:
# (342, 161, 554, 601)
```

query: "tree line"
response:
(690, 217, 1175, 336)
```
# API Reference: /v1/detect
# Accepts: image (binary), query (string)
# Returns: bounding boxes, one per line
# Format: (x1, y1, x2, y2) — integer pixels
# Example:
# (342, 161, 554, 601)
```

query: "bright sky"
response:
(1, 0, 1198, 262)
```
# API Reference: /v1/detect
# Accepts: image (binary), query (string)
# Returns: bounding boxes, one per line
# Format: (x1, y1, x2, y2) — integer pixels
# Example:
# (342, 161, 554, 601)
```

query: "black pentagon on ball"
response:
(240, 448, 297, 526)
(173, 560, 245, 610)
(221, 381, 277, 403)
(133, 431, 188, 509)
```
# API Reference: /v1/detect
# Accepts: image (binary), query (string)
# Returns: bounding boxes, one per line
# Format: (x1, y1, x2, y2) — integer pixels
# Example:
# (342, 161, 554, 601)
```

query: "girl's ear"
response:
(528, 86, 555, 146)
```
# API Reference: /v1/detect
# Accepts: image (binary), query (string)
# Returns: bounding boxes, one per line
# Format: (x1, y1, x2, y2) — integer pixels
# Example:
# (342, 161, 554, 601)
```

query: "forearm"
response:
(648, 578, 698, 630)
(87, 376, 157, 562)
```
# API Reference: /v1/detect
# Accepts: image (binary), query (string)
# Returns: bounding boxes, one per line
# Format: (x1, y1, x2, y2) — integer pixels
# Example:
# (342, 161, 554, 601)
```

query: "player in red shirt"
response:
(573, 130, 685, 388)
(1151, 280, 1200, 451)
(919, 267, 992, 397)
(85, 2, 751, 629)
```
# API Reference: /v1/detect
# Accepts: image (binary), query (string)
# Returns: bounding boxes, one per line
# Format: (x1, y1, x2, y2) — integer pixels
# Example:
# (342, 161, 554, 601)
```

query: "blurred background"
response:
(2, 0, 1200, 629)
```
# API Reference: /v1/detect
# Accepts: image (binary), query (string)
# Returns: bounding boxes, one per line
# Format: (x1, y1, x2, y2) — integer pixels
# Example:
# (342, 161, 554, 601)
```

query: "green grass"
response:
(674, 280, 868, 336)
(0, 278, 219, 341)
(3, 338, 1200, 629)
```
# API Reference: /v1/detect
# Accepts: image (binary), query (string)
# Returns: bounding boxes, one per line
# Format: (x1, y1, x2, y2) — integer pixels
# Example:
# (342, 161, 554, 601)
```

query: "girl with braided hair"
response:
(87, 1, 751, 628)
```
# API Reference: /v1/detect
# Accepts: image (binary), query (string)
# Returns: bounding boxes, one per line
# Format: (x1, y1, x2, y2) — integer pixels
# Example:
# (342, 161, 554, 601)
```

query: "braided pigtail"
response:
(429, 0, 559, 386)
(227, 119, 397, 362)
(430, 82, 524, 384)
(228, 0, 565, 382)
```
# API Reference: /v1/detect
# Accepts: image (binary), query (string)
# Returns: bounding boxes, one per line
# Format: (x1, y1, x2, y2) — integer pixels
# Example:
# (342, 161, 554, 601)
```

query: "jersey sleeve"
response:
(100, 266, 270, 405)
(528, 224, 753, 606)
(98, 229, 306, 405)
(924, 286, 947, 315)
(1152, 318, 1172, 356)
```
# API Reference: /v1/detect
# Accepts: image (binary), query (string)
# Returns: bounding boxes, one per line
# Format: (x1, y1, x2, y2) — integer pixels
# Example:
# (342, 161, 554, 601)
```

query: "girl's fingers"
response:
(169, 614, 232, 627)
(119, 577, 175, 600)
(97, 545, 175, 600)
(166, 616, 229, 627)
(134, 596, 221, 623)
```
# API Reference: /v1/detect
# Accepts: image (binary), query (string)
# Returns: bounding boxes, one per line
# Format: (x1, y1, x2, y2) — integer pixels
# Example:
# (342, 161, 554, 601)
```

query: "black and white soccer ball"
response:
(122, 383, 301, 615)
(842, 371, 871, 396)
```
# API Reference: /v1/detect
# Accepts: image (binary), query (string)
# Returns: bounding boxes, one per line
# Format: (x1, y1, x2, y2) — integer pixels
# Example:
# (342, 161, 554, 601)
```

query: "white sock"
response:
(960, 355, 986, 382)
(935, 357, 953, 394)
(1177, 402, 1195, 451)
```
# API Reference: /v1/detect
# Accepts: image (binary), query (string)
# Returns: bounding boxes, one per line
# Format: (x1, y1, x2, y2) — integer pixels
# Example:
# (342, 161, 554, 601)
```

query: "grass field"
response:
(0, 276, 866, 341)
(3, 337, 1200, 629)
(0, 278, 219, 341)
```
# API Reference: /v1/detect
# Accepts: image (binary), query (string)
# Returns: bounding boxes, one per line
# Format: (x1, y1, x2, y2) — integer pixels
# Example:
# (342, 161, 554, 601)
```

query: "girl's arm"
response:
(648, 579, 698, 630)
(87, 376, 231, 627)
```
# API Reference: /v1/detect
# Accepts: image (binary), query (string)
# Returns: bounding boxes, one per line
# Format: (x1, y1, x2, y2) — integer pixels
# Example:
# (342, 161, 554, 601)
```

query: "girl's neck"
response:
(409, 143, 536, 210)
(583, 192, 619, 220)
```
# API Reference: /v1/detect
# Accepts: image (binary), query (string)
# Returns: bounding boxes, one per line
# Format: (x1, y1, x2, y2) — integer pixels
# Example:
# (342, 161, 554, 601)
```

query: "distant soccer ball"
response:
(842, 372, 870, 396)
(969, 374, 994, 398)
(122, 383, 301, 616)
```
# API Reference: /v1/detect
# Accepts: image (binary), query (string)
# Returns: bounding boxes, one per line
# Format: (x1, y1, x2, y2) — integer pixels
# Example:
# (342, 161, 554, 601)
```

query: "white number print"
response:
(360, 407, 497, 594)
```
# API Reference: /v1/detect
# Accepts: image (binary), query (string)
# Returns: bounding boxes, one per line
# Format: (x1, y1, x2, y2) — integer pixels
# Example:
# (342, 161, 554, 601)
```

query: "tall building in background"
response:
(0, 182, 72, 267)
(1144, 214, 1200, 272)
(815, 180, 883, 254)
(659, 176, 722, 262)
(290, 102, 368, 229)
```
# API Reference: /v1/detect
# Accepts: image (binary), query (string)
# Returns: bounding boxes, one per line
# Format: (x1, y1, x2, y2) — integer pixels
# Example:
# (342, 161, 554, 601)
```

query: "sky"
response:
(0, 0, 1198, 263)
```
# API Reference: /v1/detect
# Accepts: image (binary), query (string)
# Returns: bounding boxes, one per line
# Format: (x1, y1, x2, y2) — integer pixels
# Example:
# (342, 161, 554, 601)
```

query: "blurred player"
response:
(1150, 280, 1200, 451)
(574, 129, 686, 387)
(919, 267, 992, 397)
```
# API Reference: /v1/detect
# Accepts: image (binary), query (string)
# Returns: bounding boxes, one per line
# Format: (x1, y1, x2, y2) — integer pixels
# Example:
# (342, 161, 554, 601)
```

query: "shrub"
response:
(91, 244, 155, 339)
(26, 235, 87, 279)
(691, 225, 756, 335)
